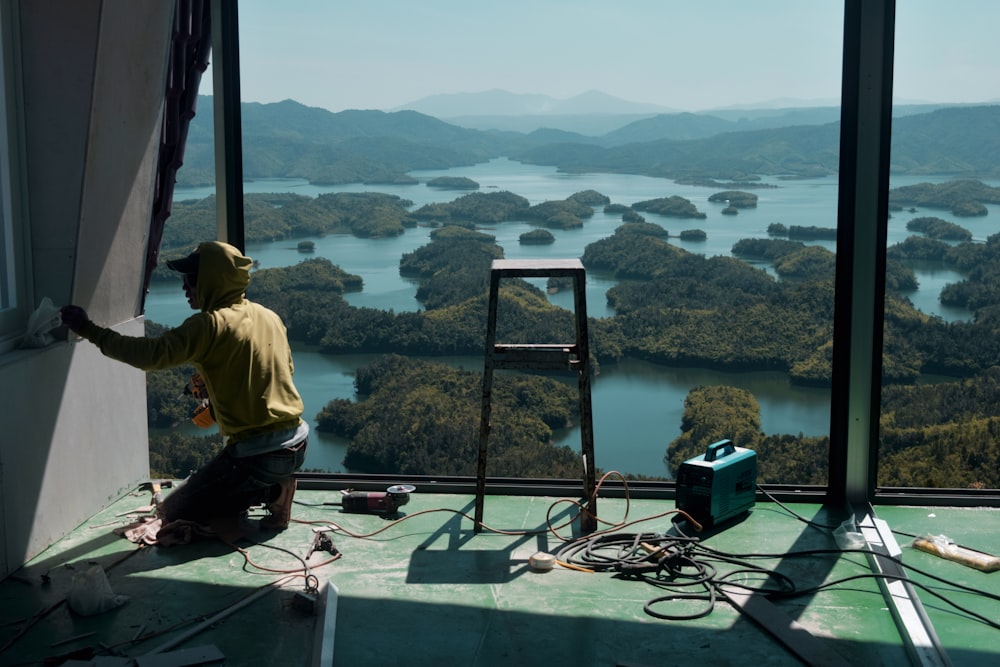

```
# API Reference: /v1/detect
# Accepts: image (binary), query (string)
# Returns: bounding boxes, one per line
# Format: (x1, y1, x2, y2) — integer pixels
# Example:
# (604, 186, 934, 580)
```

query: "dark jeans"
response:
(160, 439, 307, 525)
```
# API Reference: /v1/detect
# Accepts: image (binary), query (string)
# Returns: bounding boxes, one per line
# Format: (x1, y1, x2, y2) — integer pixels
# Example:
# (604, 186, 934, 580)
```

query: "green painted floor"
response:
(1, 484, 998, 666)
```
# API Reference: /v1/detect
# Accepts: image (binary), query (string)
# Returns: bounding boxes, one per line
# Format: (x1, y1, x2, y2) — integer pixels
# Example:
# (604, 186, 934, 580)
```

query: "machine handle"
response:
(704, 439, 735, 462)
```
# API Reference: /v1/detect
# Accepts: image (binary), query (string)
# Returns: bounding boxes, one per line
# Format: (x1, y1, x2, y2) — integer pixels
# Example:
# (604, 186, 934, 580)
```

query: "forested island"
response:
(520, 229, 555, 244)
(144, 178, 1000, 489)
(708, 191, 758, 208)
(145, 99, 1000, 490)
(889, 180, 1000, 217)
(427, 176, 480, 190)
(631, 195, 707, 219)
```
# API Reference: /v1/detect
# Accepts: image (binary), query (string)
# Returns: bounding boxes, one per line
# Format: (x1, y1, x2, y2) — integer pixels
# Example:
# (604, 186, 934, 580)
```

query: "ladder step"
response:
(492, 345, 579, 371)
(491, 258, 585, 278)
(492, 344, 579, 370)
(494, 343, 577, 352)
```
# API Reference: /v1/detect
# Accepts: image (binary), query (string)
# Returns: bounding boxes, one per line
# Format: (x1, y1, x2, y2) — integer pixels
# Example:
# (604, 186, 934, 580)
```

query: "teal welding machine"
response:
(675, 439, 757, 528)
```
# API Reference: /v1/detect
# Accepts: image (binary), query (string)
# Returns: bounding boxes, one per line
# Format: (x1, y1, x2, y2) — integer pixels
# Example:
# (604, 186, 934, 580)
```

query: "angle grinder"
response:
(335, 484, 416, 514)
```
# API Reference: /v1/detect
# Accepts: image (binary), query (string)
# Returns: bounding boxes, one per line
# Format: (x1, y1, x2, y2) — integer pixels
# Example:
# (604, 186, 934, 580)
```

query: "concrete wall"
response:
(0, 0, 175, 576)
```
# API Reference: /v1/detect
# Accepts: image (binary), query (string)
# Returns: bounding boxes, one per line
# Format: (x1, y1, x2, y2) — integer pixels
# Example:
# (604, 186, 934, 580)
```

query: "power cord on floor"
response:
(227, 538, 341, 594)
(294, 470, 703, 543)
(756, 483, 996, 561)
(550, 517, 1000, 629)
(285, 475, 999, 631)
(754, 484, 843, 530)
(551, 528, 796, 621)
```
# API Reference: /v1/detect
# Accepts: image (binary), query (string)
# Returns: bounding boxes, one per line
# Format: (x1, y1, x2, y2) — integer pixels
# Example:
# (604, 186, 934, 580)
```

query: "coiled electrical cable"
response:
(552, 529, 797, 621)
(550, 518, 1000, 629)
(295, 474, 999, 630)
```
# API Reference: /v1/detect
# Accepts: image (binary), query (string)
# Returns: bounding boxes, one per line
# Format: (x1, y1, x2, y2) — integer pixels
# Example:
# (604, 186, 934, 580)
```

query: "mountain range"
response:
(175, 95, 1000, 188)
(390, 89, 969, 135)
(391, 88, 677, 117)
(389, 89, 675, 134)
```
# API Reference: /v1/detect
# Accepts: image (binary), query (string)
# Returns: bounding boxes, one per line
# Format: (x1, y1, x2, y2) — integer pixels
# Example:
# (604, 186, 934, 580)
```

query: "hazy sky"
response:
(221, 1, 999, 113)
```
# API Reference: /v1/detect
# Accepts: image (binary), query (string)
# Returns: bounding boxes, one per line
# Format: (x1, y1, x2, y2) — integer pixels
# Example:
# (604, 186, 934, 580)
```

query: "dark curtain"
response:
(141, 0, 212, 312)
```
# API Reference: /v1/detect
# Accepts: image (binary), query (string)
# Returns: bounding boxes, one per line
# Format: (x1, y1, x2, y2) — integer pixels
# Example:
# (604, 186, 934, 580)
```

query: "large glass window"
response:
(151, 2, 849, 486)
(881, 2, 1000, 491)
(0, 3, 26, 352)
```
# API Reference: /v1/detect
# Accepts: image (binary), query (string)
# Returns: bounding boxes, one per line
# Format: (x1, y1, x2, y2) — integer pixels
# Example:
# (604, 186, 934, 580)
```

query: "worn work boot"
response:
(261, 477, 296, 531)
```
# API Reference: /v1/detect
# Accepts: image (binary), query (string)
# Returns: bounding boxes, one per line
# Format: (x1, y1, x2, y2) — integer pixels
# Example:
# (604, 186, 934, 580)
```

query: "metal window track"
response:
(857, 511, 952, 667)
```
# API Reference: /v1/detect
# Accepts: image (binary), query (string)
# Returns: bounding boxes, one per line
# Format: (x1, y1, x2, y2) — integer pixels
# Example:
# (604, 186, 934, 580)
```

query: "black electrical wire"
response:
(551, 530, 797, 621)
(773, 570, 1000, 629)
(671, 519, 1000, 602)
(755, 484, 843, 530)
(290, 479, 998, 630)
(753, 486, 1000, 606)
(756, 484, 994, 559)
(551, 517, 1000, 629)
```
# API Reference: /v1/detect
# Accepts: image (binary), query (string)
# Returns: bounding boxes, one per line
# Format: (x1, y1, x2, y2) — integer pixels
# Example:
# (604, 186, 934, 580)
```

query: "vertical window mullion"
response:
(830, 0, 896, 507)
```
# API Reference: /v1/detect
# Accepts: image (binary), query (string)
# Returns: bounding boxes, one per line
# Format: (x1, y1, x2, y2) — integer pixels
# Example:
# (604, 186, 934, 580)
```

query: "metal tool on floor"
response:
(330, 484, 416, 514)
(128, 479, 172, 514)
(307, 529, 339, 559)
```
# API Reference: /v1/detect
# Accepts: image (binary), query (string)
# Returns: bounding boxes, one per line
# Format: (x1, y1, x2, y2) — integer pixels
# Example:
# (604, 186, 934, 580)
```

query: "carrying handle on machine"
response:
(704, 439, 735, 462)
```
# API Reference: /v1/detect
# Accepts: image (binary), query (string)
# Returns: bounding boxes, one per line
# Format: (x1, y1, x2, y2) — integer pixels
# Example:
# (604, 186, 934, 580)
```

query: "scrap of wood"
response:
(116, 506, 155, 516)
(135, 644, 225, 667)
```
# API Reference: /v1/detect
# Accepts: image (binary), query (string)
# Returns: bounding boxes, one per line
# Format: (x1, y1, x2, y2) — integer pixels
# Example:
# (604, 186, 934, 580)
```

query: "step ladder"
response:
(475, 258, 597, 533)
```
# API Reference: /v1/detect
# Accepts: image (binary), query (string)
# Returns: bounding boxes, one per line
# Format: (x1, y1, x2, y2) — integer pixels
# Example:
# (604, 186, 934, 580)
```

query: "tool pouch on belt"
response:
(186, 372, 216, 428)
(191, 399, 215, 428)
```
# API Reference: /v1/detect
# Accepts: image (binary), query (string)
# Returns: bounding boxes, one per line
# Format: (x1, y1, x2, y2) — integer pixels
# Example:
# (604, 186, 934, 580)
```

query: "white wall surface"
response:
(0, 0, 175, 575)
(0, 321, 147, 568)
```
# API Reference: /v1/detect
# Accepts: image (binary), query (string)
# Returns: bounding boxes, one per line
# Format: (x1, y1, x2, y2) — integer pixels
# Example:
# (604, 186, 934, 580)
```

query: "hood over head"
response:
(168, 241, 253, 311)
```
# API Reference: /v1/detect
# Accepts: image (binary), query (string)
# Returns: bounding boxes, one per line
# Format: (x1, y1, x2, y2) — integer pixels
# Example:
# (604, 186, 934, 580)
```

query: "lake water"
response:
(149, 159, 997, 477)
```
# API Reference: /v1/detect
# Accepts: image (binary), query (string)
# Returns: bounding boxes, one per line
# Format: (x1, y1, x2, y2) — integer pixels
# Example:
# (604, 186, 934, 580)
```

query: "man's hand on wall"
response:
(61, 305, 91, 333)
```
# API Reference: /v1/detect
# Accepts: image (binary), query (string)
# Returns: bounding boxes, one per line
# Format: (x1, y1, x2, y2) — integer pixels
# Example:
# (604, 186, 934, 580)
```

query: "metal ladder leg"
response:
(475, 259, 597, 533)
(474, 268, 502, 532)
(572, 264, 597, 533)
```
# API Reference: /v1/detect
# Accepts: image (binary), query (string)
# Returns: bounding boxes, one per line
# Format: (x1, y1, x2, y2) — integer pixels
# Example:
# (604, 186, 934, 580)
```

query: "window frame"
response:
(0, 2, 28, 354)
(212, 0, 999, 507)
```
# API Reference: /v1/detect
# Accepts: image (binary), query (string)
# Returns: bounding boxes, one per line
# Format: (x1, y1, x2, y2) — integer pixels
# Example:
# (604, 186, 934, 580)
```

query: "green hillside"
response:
(177, 99, 1000, 187)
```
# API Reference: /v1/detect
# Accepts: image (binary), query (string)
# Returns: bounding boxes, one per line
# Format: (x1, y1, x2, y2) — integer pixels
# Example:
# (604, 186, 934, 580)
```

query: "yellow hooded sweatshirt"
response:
(78, 241, 304, 443)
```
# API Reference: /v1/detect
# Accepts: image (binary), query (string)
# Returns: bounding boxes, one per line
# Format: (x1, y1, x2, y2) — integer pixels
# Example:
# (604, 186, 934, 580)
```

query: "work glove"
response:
(61, 305, 91, 333)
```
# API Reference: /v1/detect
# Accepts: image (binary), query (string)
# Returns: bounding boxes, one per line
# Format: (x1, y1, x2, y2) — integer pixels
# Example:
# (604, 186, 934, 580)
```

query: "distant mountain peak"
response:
(393, 89, 676, 118)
